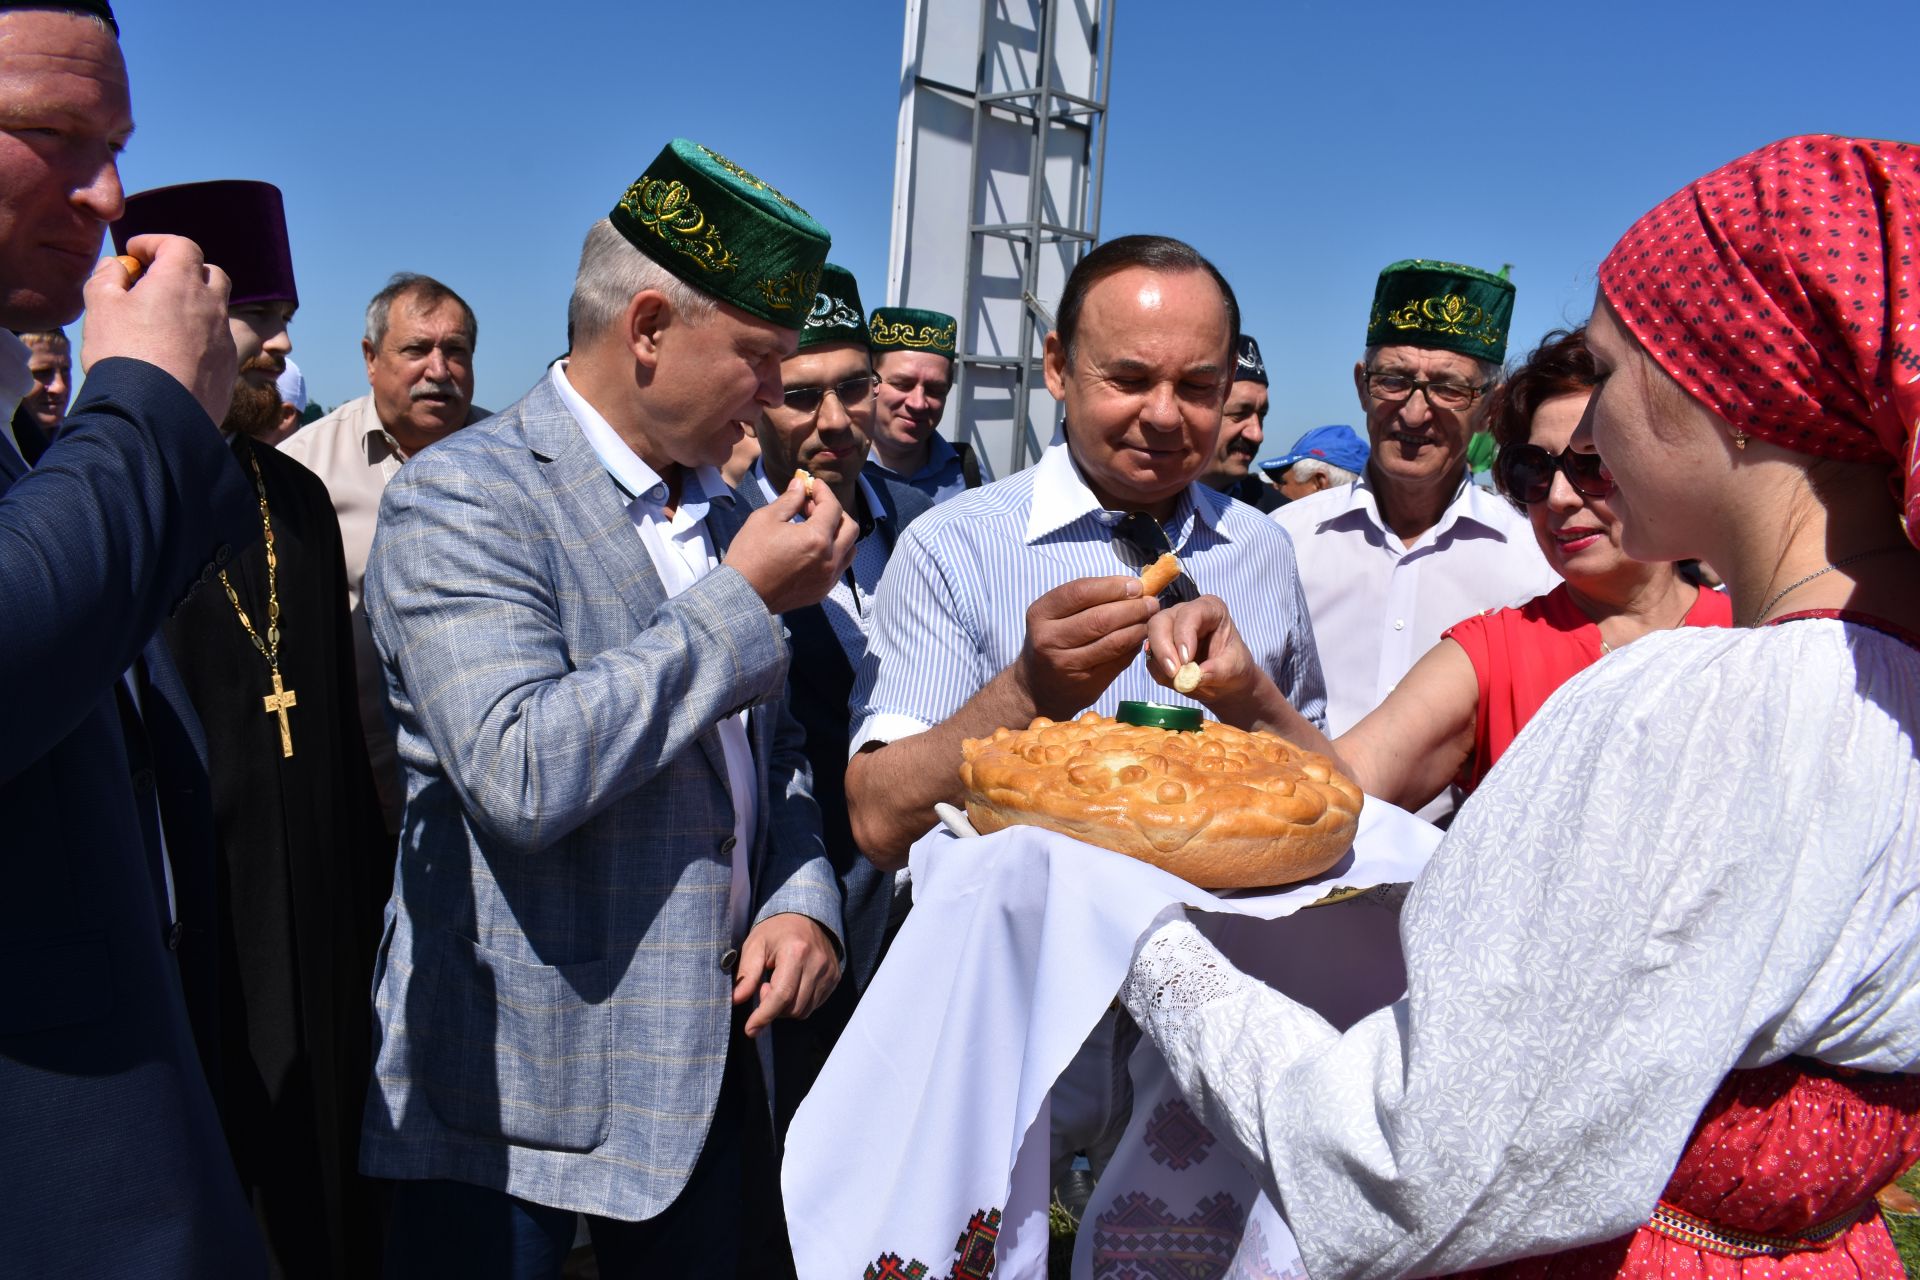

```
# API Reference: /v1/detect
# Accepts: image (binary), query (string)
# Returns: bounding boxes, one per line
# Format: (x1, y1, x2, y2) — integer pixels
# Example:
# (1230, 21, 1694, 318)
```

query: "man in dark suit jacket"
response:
(0, 3, 267, 1273)
(738, 265, 931, 1137)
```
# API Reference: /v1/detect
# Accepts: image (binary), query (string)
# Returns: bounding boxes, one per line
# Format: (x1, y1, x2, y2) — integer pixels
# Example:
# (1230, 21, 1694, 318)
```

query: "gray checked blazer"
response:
(357, 372, 843, 1220)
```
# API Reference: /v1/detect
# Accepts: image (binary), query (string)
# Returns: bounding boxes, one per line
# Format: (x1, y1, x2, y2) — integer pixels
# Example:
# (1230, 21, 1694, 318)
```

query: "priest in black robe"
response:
(114, 181, 390, 1278)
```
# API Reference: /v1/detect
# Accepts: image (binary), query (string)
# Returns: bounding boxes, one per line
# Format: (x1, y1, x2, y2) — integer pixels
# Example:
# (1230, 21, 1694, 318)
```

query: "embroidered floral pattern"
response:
(758, 266, 823, 314)
(870, 315, 958, 353)
(696, 143, 812, 217)
(618, 176, 738, 274)
(1378, 292, 1501, 350)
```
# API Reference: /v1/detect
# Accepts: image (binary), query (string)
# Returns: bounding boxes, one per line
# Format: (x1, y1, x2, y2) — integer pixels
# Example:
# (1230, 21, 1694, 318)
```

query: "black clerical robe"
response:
(163, 435, 389, 1278)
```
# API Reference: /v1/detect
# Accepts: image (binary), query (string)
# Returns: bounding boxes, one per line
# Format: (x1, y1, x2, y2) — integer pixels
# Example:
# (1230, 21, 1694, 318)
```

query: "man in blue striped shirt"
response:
(843, 235, 1329, 1181)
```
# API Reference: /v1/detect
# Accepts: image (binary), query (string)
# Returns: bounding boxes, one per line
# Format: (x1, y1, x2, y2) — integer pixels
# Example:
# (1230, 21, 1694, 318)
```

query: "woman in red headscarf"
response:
(1124, 136, 1920, 1278)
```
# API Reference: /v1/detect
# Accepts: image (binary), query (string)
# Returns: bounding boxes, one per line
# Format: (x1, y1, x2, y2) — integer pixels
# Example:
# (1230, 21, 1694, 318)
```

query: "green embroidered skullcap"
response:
(868, 306, 957, 358)
(609, 138, 830, 329)
(1365, 259, 1516, 364)
(798, 263, 868, 351)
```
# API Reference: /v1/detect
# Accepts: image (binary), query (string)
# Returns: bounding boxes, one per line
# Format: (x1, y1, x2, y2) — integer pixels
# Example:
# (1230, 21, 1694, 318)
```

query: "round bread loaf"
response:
(959, 712, 1362, 888)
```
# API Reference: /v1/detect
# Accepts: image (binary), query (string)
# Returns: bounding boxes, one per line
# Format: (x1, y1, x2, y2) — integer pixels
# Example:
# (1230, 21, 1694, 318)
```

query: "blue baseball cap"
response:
(1262, 424, 1370, 476)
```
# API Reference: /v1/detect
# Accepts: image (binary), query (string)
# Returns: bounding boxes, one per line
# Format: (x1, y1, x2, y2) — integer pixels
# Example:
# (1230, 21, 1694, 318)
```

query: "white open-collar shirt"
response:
(552, 361, 757, 945)
(1274, 469, 1558, 739)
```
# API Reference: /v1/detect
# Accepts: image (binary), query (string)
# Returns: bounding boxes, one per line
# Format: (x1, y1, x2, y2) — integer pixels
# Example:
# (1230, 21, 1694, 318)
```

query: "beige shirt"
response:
(279, 394, 488, 830)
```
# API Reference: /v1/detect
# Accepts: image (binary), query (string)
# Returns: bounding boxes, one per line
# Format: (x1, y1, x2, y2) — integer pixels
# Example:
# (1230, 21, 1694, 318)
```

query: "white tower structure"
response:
(886, 0, 1117, 481)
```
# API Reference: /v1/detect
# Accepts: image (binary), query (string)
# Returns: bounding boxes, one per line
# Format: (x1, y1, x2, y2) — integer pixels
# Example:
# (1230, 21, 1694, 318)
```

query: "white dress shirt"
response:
(551, 362, 758, 945)
(1274, 472, 1557, 736)
(751, 462, 893, 668)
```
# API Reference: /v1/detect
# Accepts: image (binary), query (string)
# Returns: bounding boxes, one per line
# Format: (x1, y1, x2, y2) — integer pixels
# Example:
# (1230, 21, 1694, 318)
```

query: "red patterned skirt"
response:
(1454, 1059, 1920, 1278)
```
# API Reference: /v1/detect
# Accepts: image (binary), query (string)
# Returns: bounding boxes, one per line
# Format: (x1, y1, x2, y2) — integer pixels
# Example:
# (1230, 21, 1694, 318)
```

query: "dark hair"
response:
(1055, 234, 1239, 368)
(1488, 326, 1598, 456)
(364, 272, 477, 350)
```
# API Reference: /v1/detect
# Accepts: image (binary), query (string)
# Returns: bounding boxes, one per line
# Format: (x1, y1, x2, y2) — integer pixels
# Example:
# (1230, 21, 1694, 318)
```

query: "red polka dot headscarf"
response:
(1598, 135, 1920, 547)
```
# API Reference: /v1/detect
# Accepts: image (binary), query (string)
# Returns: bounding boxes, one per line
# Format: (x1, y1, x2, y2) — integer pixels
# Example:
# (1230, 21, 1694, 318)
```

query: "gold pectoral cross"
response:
(262, 669, 298, 758)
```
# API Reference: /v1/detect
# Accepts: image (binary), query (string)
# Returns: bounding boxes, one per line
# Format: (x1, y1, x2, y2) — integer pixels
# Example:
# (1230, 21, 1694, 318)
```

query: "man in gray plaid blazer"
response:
(360, 141, 858, 1277)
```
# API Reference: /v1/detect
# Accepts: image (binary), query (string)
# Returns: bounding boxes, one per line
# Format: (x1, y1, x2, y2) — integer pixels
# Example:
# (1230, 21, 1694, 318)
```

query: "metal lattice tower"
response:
(887, 0, 1116, 480)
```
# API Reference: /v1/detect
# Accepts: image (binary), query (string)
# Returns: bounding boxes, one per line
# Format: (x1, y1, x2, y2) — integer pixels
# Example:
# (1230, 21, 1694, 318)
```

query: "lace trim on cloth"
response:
(1122, 919, 1259, 1016)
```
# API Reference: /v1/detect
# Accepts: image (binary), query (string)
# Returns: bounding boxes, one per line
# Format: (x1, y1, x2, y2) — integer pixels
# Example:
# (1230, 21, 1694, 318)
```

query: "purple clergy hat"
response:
(111, 180, 297, 308)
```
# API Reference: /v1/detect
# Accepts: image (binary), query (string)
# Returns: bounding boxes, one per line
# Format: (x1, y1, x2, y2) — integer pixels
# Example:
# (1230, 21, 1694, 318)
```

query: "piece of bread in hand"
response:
(1139, 552, 1181, 596)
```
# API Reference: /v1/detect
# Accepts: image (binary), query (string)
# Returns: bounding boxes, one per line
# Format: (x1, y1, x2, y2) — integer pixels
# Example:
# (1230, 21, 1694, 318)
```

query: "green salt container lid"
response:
(1116, 701, 1203, 732)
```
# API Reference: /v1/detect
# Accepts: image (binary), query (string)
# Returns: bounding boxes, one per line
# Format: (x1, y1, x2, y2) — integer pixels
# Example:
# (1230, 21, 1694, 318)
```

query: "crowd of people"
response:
(3, 3, 1916, 1278)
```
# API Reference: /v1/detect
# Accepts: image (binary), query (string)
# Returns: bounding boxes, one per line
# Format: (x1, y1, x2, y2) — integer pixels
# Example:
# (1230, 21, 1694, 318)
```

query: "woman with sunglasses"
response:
(1314, 327, 1733, 813)
(1133, 135, 1920, 1277)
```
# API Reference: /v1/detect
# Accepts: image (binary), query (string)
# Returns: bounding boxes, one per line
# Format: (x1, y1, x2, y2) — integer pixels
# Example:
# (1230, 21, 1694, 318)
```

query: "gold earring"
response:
(1732, 430, 1749, 451)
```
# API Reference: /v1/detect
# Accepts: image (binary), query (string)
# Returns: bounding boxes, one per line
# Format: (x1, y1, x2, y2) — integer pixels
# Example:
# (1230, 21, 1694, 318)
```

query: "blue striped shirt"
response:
(851, 440, 1327, 751)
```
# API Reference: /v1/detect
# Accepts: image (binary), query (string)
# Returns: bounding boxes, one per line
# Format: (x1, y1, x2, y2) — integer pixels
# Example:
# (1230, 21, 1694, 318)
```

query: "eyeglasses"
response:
(1112, 512, 1198, 604)
(1364, 371, 1490, 412)
(781, 373, 878, 416)
(1495, 442, 1615, 504)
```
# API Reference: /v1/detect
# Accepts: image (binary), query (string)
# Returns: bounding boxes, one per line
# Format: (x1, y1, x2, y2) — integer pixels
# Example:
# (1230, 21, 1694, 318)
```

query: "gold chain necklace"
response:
(219, 446, 298, 757)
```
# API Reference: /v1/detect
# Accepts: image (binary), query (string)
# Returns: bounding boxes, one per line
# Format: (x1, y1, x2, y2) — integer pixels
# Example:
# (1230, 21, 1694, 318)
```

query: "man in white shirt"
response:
(1275, 260, 1556, 818)
(279, 272, 486, 832)
(362, 138, 855, 1279)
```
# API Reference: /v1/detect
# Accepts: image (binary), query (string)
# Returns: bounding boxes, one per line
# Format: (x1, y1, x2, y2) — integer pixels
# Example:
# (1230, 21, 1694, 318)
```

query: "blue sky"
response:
(109, 0, 1918, 457)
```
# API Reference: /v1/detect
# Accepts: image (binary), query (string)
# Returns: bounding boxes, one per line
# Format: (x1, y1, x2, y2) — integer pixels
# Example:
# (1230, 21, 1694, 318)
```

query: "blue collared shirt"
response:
(851, 440, 1328, 752)
(868, 433, 969, 509)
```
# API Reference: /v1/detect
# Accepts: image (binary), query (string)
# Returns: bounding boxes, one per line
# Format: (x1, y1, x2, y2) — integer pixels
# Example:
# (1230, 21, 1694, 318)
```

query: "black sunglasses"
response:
(1496, 442, 1614, 504)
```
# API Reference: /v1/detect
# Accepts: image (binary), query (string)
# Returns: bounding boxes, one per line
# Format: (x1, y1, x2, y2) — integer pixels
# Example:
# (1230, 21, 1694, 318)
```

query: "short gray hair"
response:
(364, 273, 477, 350)
(1289, 457, 1360, 488)
(567, 218, 714, 348)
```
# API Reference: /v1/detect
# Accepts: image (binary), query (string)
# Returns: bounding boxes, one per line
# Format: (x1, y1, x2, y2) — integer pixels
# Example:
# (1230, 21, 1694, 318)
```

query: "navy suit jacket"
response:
(0, 359, 266, 1276)
(734, 473, 929, 1132)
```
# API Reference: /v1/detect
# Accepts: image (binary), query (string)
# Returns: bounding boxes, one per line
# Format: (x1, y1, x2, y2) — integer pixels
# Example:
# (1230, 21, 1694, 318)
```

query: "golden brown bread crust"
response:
(958, 712, 1362, 888)
(1139, 552, 1182, 596)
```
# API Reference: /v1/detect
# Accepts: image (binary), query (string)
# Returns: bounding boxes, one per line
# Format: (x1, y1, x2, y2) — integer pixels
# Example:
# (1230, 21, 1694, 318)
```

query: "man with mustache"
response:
(1198, 333, 1282, 511)
(865, 304, 978, 518)
(280, 272, 485, 834)
(113, 179, 389, 1277)
(1273, 260, 1554, 822)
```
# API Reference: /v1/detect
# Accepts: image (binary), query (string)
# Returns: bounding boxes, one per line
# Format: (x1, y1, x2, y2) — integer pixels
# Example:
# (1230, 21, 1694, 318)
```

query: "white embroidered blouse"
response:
(1123, 618, 1920, 1278)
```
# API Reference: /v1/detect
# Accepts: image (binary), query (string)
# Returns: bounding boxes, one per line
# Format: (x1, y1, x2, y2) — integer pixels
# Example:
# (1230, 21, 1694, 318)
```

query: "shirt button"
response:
(131, 767, 155, 795)
(1393, 619, 1405, 630)
(719, 947, 739, 973)
(167, 921, 185, 951)
(647, 485, 667, 503)
(720, 836, 737, 855)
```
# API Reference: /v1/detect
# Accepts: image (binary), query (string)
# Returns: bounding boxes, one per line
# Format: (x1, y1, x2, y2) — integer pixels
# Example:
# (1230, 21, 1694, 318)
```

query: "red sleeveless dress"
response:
(1456, 613, 1920, 1279)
